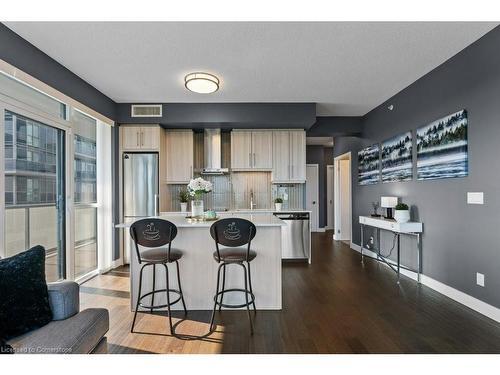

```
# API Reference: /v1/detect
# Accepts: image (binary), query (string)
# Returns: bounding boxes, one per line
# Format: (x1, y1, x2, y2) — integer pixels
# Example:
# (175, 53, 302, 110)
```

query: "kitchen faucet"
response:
(250, 189, 257, 210)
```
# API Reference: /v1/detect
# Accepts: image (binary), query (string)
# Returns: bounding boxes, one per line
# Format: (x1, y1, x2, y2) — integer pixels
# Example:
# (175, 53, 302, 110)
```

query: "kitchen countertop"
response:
(159, 209, 312, 215)
(116, 212, 286, 228)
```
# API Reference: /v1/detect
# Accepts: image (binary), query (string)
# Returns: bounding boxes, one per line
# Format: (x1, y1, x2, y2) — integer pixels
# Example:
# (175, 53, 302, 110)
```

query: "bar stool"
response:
(209, 218, 257, 334)
(129, 218, 187, 335)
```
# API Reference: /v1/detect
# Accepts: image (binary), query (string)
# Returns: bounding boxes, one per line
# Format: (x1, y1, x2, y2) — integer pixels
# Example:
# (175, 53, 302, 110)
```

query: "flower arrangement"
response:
(187, 177, 213, 199)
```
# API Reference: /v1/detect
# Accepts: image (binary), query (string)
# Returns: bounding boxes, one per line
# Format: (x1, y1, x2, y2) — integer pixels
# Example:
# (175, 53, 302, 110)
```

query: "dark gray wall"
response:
(340, 26, 500, 309)
(0, 24, 116, 119)
(306, 145, 334, 228)
(307, 116, 362, 137)
(117, 103, 316, 129)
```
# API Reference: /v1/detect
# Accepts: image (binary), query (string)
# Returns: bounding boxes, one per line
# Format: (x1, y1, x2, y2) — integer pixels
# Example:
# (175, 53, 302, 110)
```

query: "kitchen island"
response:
(116, 213, 285, 310)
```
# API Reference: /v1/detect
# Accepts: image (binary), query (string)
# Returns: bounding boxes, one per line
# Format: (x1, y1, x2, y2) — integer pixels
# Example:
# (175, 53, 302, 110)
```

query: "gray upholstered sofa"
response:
(6, 281, 109, 354)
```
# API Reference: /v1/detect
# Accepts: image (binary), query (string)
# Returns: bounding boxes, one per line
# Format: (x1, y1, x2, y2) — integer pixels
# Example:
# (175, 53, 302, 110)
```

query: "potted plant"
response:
(274, 197, 283, 211)
(187, 177, 213, 218)
(179, 190, 189, 213)
(394, 203, 410, 223)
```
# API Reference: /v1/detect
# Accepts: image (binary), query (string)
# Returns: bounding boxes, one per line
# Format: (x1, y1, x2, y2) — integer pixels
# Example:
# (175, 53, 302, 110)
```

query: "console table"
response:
(359, 216, 423, 284)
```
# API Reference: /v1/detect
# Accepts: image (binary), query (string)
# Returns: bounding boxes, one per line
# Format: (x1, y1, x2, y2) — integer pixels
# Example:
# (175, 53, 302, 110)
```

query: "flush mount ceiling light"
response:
(185, 72, 220, 94)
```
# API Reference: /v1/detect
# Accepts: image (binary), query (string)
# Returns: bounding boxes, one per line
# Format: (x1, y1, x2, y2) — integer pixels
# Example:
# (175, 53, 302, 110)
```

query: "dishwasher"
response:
(273, 212, 311, 263)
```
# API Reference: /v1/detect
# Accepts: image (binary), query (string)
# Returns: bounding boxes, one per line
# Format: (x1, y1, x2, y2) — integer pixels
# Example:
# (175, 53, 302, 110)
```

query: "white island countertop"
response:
(116, 212, 286, 228)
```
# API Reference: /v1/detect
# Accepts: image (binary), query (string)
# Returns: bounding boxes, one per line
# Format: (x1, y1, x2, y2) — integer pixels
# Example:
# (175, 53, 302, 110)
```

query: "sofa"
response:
(6, 281, 109, 354)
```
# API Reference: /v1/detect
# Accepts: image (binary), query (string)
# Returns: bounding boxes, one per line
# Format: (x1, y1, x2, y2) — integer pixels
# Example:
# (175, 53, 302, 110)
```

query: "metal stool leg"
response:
(218, 263, 226, 312)
(210, 263, 224, 332)
(246, 261, 256, 313)
(150, 264, 156, 313)
(175, 260, 188, 315)
(163, 264, 174, 334)
(240, 262, 254, 334)
(131, 263, 146, 333)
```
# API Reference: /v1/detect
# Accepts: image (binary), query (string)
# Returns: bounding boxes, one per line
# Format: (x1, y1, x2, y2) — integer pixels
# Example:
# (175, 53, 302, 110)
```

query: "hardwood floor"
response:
(80, 231, 500, 353)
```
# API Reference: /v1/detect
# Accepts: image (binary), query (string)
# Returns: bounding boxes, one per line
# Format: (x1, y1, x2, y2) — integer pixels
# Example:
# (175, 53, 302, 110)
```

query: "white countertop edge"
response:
(160, 209, 312, 215)
(116, 213, 287, 228)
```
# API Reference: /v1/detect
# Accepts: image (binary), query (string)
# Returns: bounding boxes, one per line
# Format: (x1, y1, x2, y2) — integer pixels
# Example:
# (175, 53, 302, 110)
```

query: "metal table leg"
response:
(360, 224, 364, 263)
(417, 233, 422, 284)
(377, 227, 381, 259)
(396, 234, 401, 284)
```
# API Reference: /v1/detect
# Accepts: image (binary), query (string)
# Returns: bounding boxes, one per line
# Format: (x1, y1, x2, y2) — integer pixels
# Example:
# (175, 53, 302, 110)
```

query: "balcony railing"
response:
(4, 204, 97, 281)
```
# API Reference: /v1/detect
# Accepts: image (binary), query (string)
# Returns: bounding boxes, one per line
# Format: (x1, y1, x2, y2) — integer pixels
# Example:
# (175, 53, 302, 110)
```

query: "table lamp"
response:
(381, 196, 398, 219)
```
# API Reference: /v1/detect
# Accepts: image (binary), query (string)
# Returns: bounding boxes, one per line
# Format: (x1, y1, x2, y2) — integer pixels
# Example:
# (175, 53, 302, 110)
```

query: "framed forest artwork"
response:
(416, 110, 468, 181)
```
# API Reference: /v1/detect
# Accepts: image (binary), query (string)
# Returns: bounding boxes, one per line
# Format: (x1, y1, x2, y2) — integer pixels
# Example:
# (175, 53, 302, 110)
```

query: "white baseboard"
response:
(349, 242, 500, 323)
(333, 234, 350, 241)
(110, 258, 123, 270)
(325, 226, 334, 230)
(314, 227, 326, 233)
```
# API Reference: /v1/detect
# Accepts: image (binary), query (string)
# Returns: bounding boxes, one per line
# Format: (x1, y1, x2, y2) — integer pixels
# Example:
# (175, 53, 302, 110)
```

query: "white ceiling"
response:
(5, 22, 497, 116)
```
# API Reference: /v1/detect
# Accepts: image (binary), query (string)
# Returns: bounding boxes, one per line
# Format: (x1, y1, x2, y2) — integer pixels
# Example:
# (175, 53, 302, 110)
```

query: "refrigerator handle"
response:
(154, 194, 159, 216)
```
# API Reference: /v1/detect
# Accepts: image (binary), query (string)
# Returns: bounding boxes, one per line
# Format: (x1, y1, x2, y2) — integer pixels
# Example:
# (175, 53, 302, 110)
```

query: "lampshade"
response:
(381, 196, 398, 208)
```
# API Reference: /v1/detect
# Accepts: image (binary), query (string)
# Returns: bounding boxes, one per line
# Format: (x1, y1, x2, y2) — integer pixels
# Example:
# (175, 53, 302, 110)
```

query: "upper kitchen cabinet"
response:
(231, 130, 272, 170)
(164, 130, 194, 184)
(121, 125, 160, 150)
(272, 130, 306, 183)
(231, 131, 252, 169)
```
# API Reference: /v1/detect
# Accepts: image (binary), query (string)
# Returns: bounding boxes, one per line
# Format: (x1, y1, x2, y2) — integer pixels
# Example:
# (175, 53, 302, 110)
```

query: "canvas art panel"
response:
(358, 144, 380, 185)
(381, 131, 413, 183)
(416, 110, 468, 180)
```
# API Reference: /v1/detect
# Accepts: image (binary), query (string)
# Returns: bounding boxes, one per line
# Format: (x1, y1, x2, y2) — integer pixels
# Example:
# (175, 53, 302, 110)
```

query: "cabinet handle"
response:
(141, 131, 144, 146)
(253, 153, 256, 167)
(249, 153, 252, 167)
(136, 131, 139, 146)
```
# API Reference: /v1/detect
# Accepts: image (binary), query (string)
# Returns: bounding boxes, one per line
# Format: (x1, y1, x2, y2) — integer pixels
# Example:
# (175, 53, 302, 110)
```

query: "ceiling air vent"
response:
(131, 104, 162, 118)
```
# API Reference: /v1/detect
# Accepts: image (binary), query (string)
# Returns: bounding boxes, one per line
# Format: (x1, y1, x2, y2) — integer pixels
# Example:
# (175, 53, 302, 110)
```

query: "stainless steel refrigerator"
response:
(123, 152, 159, 263)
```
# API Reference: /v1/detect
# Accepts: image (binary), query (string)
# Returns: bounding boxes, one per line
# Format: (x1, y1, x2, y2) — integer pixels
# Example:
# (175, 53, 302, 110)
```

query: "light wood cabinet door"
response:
(231, 131, 252, 169)
(165, 130, 193, 184)
(140, 127, 160, 150)
(121, 126, 142, 150)
(251, 131, 273, 169)
(272, 131, 290, 181)
(290, 130, 306, 181)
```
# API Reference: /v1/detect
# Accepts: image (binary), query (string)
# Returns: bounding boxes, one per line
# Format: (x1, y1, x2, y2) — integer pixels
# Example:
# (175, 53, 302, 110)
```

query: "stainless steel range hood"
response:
(202, 129, 229, 175)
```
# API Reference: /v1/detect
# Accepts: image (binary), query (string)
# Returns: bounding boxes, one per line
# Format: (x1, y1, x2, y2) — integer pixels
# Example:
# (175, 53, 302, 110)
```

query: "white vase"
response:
(275, 203, 282, 211)
(191, 199, 204, 217)
(394, 209, 410, 223)
(180, 202, 188, 213)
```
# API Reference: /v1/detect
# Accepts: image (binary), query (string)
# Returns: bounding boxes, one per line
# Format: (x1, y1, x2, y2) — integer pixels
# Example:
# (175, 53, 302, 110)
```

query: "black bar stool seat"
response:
(209, 218, 257, 334)
(142, 247, 183, 263)
(129, 219, 187, 335)
(213, 248, 257, 263)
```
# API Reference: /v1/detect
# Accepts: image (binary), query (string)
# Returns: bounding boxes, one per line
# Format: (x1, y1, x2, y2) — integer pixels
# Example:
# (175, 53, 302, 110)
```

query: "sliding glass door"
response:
(3, 111, 66, 282)
(1, 69, 113, 283)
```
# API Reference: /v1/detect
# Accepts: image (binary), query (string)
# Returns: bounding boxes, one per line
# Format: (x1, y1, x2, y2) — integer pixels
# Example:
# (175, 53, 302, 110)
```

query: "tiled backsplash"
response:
(163, 172, 304, 212)
(231, 172, 271, 210)
(272, 183, 305, 210)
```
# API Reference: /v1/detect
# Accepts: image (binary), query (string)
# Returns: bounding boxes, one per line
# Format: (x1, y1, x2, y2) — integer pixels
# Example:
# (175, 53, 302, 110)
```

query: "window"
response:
(72, 109, 98, 278)
(1, 68, 114, 283)
(0, 72, 67, 120)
